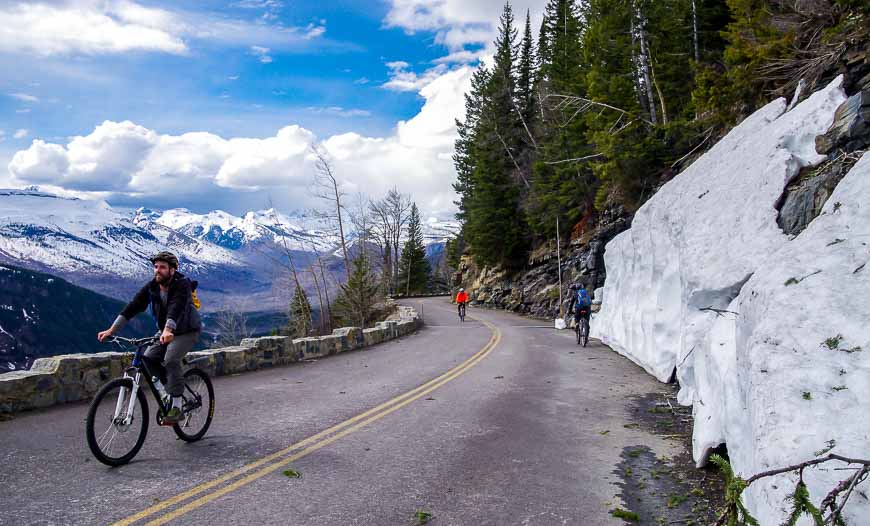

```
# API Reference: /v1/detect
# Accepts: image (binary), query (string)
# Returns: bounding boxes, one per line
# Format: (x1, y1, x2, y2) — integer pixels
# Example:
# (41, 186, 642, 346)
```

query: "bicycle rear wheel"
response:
(86, 378, 149, 467)
(581, 320, 589, 347)
(173, 368, 215, 442)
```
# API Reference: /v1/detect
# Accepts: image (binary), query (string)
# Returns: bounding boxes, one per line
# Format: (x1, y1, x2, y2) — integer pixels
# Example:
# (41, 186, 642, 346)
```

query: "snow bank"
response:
(731, 153, 870, 524)
(592, 76, 870, 522)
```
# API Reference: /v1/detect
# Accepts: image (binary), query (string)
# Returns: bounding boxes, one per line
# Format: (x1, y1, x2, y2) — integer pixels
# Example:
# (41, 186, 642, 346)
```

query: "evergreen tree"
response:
(287, 285, 312, 337)
(527, 0, 593, 238)
(332, 255, 381, 328)
(516, 10, 537, 133)
(463, 2, 530, 268)
(453, 66, 490, 222)
(397, 203, 431, 295)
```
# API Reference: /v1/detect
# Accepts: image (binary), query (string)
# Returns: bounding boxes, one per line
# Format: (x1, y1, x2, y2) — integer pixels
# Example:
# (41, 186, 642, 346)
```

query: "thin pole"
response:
(556, 215, 563, 318)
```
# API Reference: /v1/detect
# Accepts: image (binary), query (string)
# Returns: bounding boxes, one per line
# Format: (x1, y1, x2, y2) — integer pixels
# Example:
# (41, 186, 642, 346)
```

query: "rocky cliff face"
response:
(455, 215, 630, 318)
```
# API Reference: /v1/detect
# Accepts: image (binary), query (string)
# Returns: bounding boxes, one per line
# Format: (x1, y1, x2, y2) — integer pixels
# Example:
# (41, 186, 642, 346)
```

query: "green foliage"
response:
(823, 334, 844, 350)
(332, 255, 382, 328)
(802, 391, 813, 400)
(813, 439, 836, 456)
(282, 469, 302, 479)
(287, 284, 312, 338)
(710, 454, 759, 526)
(414, 510, 433, 525)
(397, 204, 432, 295)
(610, 508, 640, 521)
(783, 480, 825, 526)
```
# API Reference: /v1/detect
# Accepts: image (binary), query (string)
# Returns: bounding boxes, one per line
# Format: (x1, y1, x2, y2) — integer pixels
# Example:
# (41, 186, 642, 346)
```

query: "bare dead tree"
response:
(691, 0, 700, 64)
(211, 301, 250, 348)
(310, 143, 351, 278)
(369, 188, 411, 295)
(369, 197, 394, 294)
(633, 0, 658, 125)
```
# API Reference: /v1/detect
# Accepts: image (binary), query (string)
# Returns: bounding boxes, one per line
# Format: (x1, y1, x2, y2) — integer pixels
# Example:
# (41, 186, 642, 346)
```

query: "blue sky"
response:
(0, 0, 544, 217)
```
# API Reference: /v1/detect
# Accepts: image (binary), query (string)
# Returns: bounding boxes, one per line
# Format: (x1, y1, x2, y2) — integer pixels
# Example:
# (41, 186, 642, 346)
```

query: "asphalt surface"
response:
(0, 298, 677, 525)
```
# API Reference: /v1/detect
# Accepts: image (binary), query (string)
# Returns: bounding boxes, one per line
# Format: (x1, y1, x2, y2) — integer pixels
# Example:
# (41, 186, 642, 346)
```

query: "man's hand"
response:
(160, 328, 175, 345)
(97, 329, 113, 342)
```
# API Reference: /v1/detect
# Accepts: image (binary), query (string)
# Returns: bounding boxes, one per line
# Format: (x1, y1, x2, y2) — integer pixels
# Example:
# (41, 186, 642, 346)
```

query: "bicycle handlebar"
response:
(107, 335, 160, 348)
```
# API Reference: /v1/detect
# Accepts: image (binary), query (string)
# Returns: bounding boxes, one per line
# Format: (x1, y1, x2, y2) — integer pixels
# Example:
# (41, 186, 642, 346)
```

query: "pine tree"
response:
(516, 10, 537, 137)
(397, 203, 431, 295)
(332, 255, 381, 328)
(287, 285, 312, 337)
(453, 66, 491, 222)
(462, 2, 530, 268)
(527, 0, 594, 238)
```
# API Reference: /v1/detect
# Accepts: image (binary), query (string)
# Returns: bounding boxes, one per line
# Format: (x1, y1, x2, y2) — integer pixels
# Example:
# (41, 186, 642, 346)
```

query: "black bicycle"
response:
(575, 309, 590, 347)
(458, 302, 467, 322)
(85, 336, 215, 466)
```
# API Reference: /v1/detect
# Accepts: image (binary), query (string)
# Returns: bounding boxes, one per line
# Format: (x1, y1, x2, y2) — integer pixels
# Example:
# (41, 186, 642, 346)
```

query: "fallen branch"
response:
(700, 306, 739, 317)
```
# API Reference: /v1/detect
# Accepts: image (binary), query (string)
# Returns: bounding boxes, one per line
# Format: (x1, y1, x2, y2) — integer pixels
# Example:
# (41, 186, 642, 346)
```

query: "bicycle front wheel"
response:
(173, 368, 215, 442)
(86, 378, 149, 467)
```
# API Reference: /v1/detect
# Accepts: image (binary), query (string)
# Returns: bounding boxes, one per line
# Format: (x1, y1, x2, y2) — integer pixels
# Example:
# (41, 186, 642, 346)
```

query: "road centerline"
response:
(114, 316, 501, 526)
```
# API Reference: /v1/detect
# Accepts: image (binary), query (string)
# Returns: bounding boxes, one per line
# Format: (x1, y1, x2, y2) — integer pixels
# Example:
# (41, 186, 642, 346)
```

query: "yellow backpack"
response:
(191, 280, 202, 310)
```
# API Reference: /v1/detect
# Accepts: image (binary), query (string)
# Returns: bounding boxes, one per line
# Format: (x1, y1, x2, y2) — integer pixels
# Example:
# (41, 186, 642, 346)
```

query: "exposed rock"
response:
(776, 154, 857, 235)
(457, 217, 630, 318)
(815, 88, 870, 154)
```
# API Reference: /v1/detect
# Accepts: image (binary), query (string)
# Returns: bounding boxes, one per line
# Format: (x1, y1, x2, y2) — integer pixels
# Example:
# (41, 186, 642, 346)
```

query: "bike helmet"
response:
(149, 251, 179, 269)
(459, 288, 465, 292)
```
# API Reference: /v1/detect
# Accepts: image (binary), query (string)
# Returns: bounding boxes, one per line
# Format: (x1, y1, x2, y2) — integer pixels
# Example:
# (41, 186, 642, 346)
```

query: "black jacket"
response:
(121, 272, 202, 335)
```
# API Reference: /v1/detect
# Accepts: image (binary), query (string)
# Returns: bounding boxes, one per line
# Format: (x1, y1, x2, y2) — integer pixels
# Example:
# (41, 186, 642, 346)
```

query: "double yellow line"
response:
(114, 316, 501, 526)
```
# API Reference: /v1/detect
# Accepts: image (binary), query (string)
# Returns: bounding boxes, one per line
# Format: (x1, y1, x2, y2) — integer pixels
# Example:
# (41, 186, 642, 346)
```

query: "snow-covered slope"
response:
(0, 189, 245, 286)
(135, 207, 340, 253)
(592, 77, 869, 522)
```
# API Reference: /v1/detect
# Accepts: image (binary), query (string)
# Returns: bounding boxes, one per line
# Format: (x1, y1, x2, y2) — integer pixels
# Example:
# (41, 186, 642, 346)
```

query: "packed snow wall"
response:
(592, 76, 870, 523)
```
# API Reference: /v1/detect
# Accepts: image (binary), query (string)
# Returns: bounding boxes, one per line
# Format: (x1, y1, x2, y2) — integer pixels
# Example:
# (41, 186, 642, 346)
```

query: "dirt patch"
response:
(611, 386, 725, 524)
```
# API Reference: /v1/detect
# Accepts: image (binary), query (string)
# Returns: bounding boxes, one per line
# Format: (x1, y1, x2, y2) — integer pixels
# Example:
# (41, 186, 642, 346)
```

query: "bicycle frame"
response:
(110, 338, 165, 425)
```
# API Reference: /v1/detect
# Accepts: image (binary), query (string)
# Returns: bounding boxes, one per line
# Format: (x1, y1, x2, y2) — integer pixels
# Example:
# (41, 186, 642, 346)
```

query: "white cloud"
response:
(250, 45, 273, 63)
(0, 1, 328, 57)
(7, 67, 473, 216)
(303, 23, 326, 40)
(228, 75, 240, 81)
(353, 77, 370, 84)
(383, 61, 448, 92)
(7, 93, 39, 103)
(15, 109, 32, 114)
(432, 49, 484, 64)
(0, 1, 188, 56)
(384, 0, 547, 53)
(13, 130, 28, 139)
(307, 106, 372, 118)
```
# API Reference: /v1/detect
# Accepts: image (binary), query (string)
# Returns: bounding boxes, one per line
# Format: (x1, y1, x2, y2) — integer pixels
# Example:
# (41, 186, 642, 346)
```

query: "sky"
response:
(0, 0, 547, 219)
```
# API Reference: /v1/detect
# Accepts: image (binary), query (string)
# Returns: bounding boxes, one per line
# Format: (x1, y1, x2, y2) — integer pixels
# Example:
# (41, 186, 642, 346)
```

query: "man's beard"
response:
(154, 272, 170, 284)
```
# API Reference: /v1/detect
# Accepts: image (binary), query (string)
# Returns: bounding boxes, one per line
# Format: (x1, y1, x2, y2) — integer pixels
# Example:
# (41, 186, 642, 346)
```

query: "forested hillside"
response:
(450, 0, 869, 268)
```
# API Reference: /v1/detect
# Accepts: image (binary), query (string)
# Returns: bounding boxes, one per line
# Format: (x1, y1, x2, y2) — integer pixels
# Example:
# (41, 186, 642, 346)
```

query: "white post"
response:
(556, 215, 563, 319)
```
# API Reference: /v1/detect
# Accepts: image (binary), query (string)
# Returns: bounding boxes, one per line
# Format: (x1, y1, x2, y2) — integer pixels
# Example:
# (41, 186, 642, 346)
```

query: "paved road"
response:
(0, 298, 677, 525)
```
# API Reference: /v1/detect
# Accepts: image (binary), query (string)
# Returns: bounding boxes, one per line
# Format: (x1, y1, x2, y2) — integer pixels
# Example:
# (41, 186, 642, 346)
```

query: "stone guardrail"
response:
(0, 305, 422, 414)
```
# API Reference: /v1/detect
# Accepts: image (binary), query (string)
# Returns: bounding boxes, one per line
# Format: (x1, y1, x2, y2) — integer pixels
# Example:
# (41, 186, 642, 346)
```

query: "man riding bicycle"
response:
(455, 288, 469, 318)
(97, 251, 201, 423)
(566, 283, 592, 329)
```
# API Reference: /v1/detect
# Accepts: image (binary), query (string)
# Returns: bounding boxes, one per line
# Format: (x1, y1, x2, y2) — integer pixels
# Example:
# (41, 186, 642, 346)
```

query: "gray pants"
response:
(144, 332, 199, 397)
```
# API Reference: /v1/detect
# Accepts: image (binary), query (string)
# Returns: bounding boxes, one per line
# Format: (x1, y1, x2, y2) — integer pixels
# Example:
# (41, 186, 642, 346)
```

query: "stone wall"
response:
(0, 309, 422, 414)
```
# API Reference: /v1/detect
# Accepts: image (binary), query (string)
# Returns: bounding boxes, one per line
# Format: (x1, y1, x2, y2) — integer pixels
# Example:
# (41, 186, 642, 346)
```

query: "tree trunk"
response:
(635, 3, 658, 125)
(692, 0, 700, 64)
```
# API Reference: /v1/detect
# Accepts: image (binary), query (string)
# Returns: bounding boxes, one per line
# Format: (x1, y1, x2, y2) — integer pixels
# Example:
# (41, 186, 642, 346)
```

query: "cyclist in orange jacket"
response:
(455, 288, 469, 318)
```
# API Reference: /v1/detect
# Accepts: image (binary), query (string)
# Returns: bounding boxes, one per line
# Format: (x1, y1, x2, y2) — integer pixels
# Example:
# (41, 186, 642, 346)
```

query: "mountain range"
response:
(0, 188, 458, 312)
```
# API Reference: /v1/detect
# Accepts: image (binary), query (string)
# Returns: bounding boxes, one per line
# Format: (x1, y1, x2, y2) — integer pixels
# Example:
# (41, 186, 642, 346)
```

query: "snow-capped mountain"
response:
(0, 188, 460, 312)
(134, 207, 341, 253)
(423, 216, 460, 245)
(0, 189, 257, 303)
